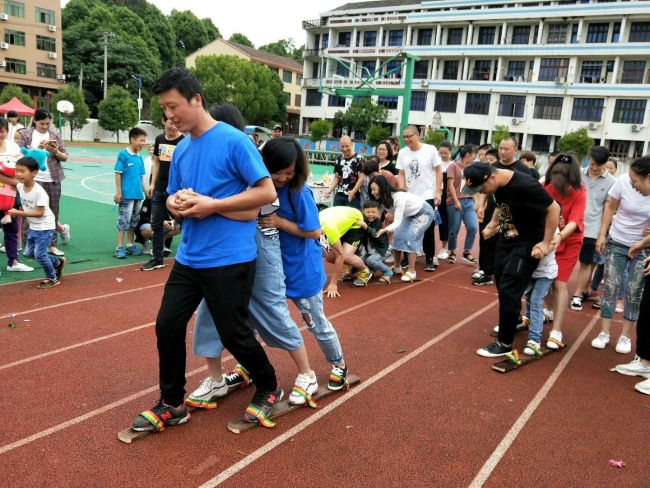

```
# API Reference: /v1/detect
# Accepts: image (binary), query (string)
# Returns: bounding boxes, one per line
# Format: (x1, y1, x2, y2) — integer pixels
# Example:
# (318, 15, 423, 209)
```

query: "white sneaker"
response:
(543, 309, 554, 322)
(437, 249, 449, 260)
(432, 257, 439, 267)
(7, 262, 34, 272)
(186, 376, 228, 409)
(401, 271, 417, 282)
(472, 269, 484, 280)
(615, 356, 650, 377)
(384, 255, 395, 264)
(634, 377, 650, 395)
(615, 336, 632, 354)
(60, 224, 70, 245)
(523, 340, 542, 356)
(591, 332, 610, 349)
(289, 372, 318, 406)
(0, 246, 5, 253)
(546, 330, 563, 350)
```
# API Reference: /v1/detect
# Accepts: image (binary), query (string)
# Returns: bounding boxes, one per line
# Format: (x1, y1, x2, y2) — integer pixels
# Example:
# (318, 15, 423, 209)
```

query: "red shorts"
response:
(555, 240, 581, 282)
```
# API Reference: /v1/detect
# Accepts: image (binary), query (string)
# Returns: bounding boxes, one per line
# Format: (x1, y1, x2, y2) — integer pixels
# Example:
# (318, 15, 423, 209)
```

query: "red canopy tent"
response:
(0, 97, 35, 116)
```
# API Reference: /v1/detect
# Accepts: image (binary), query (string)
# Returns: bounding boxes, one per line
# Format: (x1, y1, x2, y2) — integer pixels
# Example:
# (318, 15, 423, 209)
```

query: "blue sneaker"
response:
(115, 247, 127, 259)
(125, 245, 143, 256)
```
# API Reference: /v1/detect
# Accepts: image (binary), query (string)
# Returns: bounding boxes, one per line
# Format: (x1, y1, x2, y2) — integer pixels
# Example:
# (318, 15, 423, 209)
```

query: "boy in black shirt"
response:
(462, 163, 560, 358)
(360, 199, 392, 283)
(496, 137, 540, 180)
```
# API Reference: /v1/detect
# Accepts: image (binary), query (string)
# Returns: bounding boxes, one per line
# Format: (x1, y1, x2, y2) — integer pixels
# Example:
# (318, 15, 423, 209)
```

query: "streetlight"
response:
(131, 74, 143, 122)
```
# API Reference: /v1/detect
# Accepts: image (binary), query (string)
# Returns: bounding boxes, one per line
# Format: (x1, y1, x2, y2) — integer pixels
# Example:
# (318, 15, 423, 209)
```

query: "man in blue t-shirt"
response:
(130, 68, 280, 433)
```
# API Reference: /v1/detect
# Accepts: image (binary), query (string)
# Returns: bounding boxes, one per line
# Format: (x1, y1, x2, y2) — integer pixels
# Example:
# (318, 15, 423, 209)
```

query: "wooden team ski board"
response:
(491, 346, 562, 373)
(227, 374, 361, 434)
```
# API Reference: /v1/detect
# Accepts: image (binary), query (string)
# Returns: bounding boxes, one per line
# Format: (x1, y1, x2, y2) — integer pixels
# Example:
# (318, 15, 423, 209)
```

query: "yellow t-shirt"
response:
(319, 206, 363, 244)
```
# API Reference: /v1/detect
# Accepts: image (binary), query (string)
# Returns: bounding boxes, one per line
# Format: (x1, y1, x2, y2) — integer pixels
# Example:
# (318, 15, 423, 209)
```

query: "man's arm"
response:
(326, 242, 346, 298)
(327, 173, 340, 195)
(148, 155, 160, 198)
(434, 164, 442, 205)
(532, 201, 561, 258)
(348, 176, 365, 201)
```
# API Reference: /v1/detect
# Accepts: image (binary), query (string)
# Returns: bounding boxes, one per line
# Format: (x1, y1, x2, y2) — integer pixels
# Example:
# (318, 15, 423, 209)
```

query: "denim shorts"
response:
(117, 199, 142, 232)
(392, 202, 434, 253)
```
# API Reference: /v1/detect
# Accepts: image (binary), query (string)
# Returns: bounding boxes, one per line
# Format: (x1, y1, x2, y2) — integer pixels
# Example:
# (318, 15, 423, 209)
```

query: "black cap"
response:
(460, 163, 493, 196)
(272, 124, 283, 131)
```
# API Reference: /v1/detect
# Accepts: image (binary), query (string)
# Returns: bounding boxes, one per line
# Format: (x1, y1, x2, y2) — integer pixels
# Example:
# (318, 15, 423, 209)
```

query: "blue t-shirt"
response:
(114, 149, 145, 199)
(167, 122, 270, 268)
(276, 184, 326, 299)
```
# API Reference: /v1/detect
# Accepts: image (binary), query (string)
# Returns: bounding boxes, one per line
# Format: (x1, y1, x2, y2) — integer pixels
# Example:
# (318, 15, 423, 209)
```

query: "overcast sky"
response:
(60, 0, 348, 48)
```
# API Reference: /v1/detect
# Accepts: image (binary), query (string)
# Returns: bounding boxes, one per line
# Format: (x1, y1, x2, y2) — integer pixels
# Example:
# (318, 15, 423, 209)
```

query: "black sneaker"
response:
(131, 400, 190, 432)
(570, 295, 583, 311)
(225, 364, 253, 388)
(473, 275, 493, 286)
(141, 258, 165, 271)
(54, 256, 66, 280)
(477, 340, 512, 358)
(163, 247, 172, 257)
(328, 365, 349, 391)
(424, 259, 435, 272)
(243, 386, 284, 427)
(400, 255, 409, 268)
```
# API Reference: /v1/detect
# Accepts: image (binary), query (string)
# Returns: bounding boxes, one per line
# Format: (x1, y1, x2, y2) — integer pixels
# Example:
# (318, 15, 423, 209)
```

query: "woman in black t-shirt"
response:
(376, 140, 398, 175)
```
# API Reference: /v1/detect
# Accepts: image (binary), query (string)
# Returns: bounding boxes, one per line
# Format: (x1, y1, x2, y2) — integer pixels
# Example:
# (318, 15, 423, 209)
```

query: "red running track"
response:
(0, 258, 646, 487)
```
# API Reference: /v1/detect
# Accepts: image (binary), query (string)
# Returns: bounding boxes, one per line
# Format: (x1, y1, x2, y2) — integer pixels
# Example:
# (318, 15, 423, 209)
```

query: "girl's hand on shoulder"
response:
(258, 214, 279, 228)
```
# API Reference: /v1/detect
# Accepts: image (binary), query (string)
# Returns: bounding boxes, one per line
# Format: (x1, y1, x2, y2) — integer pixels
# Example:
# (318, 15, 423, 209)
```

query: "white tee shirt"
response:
(608, 174, 650, 246)
(396, 143, 441, 200)
(0, 139, 20, 157)
(440, 159, 453, 173)
(31, 130, 53, 183)
(385, 191, 425, 232)
(17, 182, 55, 230)
(8, 123, 23, 142)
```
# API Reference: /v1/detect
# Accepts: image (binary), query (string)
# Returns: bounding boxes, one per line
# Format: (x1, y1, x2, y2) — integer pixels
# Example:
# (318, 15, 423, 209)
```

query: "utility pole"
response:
(79, 65, 83, 91)
(96, 32, 113, 99)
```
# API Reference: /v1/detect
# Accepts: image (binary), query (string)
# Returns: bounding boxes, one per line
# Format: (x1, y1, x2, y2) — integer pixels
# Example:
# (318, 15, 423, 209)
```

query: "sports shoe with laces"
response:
(289, 372, 318, 406)
(6, 261, 34, 272)
(243, 386, 283, 427)
(477, 340, 512, 357)
(591, 332, 610, 349)
(328, 365, 349, 391)
(131, 400, 190, 432)
(115, 247, 126, 259)
(224, 364, 253, 389)
(125, 245, 143, 256)
(141, 258, 165, 271)
(163, 247, 172, 257)
(186, 376, 228, 409)
(615, 356, 650, 378)
(340, 265, 355, 281)
(473, 275, 493, 286)
(60, 224, 71, 245)
(492, 316, 529, 334)
(353, 268, 372, 286)
(523, 340, 542, 357)
(424, 259, 435, 272)
(615, 336, 632, 354)
(570, 295, 583, 311)
(437, 248, 449, 260)
(54, 256, 66, 280)
(472, 269, 484, 280)
(635, 377, 650, 395)
(546, 330, 563, 350)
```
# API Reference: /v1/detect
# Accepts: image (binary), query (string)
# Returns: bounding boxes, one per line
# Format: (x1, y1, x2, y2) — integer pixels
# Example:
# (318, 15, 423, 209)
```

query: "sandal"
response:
(448, 253, 456, 264)
(378, 275, 391, 284)
(37, 279, 59, 289)
(592, 300, 601, 310)
(462, 252, 476, 265)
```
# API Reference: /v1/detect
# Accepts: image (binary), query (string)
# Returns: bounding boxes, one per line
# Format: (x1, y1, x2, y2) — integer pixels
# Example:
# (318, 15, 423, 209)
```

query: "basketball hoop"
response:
(56, 100, 74, 115)
(432, 111, 443, 130)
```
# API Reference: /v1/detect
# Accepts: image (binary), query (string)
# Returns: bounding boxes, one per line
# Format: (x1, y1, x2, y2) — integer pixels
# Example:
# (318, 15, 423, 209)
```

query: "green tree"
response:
(332, 110, 347, 139)
(259, 38, 295, 58)
(556, 127, 594, 159)
(229, 33, 254, 48)
(308, 119, 332, 144)
(344, 98, 388, 134)
(51, 86, 90, 141)
(98, 86, 138, 143)
(423, 130, 446, 148)
(366, 125, 390, 147)
(143, 3, 179, 70)
(201, 18, 221, 42)
(191, 55, 284, 126)
(291, 45, 305, 64)
(171, 9, 212, 59)
(0, 84, 35, 108)
(150, 96, 165, 129)
(491, 124, 510, 147)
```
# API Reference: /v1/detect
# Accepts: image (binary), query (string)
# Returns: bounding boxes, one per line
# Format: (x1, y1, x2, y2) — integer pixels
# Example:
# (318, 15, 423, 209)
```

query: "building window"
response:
(571, 24, 579, 44)
(417, 28, 433, 46)
(586, 23, 609, 43)
(499, 95, 526, 117)
(507, 61, 526, 80)
(282, 70, 293, 83)
(361, 60, 376, 77)
(378, 96, 398, 110)
(447, 28, 463, 45)
(36, 62, 56, 79)
(4, 29, 24, 46)
(306, 89, 322, 106)
(472, 60, 491, 80)
(3, 1, 24, 18)
(296, 74, 302, 85)
(621, 61, 646, 84)
(478, 26, 496, 45)
(533, 25, 540, 44)
(572, 98, 604, 122)
(547, 24, 568, 44)
(385, 60, 402, 78)
(465, 129, 482, 145)
(465, 93, 491, 115)
(388, 30, 403, 46)
(337, 32, 351, 47)
(442, 60, 459, 80)
(534, 96, 563, 120)
(538, 58, 570, 81)
(612, 22, 621, 43)
(558, 0, 576, 4)
(609, 140, 631, 160)
(5, 57, 25, 74)
(531, 134, 552, 153)
(414, 60, 429, 79)
(269, 67, 279, 74)
(295, 94, 302, 107)
(36, 35, 56, 52)
(312, 62, 319, 78)
(335, 62, 350, 77)
(322, 33, 329, 49)
(434, 92, 458, 113)
(35, 6, 54, 24)
(410, 91, 427, 111)
(328, 95, 346, 107)
(512, 26, 530, 44)
(363, 31, 377, 47)
(613, 99, 647, 124)
(580, 61, 603, 83)
(629, 22, 650, 42)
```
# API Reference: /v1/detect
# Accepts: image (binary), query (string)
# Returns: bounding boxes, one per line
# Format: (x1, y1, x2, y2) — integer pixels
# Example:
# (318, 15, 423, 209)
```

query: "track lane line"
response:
(197, 299, 499, 487)
(468, 313, 600, 488)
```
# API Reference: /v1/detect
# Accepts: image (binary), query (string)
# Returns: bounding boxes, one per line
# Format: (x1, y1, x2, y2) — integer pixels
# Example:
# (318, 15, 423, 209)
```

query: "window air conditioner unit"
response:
(631, 125, 642, 132)
(554, 77, 565, 84)
(0, 61, 6, 67)
(0, 42, 8, 50)
(49, 52, 57, 59)
(48, 25, 57, 32)
(511, 118, 522, 125)
(588, 122, 599, 130)
(420, 80, 429, 87)
(0, 13, 8, 21)
(56, 74, 66, 81)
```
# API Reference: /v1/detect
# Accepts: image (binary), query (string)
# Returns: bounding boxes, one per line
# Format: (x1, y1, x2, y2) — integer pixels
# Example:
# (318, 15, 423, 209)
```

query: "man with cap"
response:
(462, 163, 560, 359)
(271, 124, 283, 138)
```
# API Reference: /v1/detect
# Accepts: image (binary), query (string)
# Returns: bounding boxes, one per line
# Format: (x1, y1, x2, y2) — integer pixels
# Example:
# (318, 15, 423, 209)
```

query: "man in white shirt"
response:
(396, 125, 442, 272)
(7, 110, 24, 142)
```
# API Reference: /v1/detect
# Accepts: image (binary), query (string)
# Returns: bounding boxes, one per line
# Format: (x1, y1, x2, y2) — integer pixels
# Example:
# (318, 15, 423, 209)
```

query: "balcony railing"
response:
(327, 15, 408, 26)
(303, 19, 324, 30)
(471, 69, 492, 81)
(620, 71, 649, 84)
(578, 75, 605, 84)
(303, 78, 321, 88)
(303, 49, 324, 58)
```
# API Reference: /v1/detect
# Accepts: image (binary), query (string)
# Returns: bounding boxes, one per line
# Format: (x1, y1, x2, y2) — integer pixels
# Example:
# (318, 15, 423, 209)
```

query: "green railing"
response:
(305, 150, 340, 166)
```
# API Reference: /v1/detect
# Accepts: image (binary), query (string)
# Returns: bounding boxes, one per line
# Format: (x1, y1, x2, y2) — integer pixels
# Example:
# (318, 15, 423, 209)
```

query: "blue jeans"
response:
(601, 239, 649, 321)
(446, 199, 478, 253)
(364, 252, 391, 275)
(524, 277, 554, 343)
(24, 229, 59, 280)
(334, 192, 361, 210)
(292, 292, 344, 365)
(117, 199, 142, 232)
(193, 231, 304, 357)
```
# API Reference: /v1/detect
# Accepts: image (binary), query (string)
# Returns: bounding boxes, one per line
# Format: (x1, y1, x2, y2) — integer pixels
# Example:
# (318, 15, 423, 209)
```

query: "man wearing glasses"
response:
(396, 125, 442, 272)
